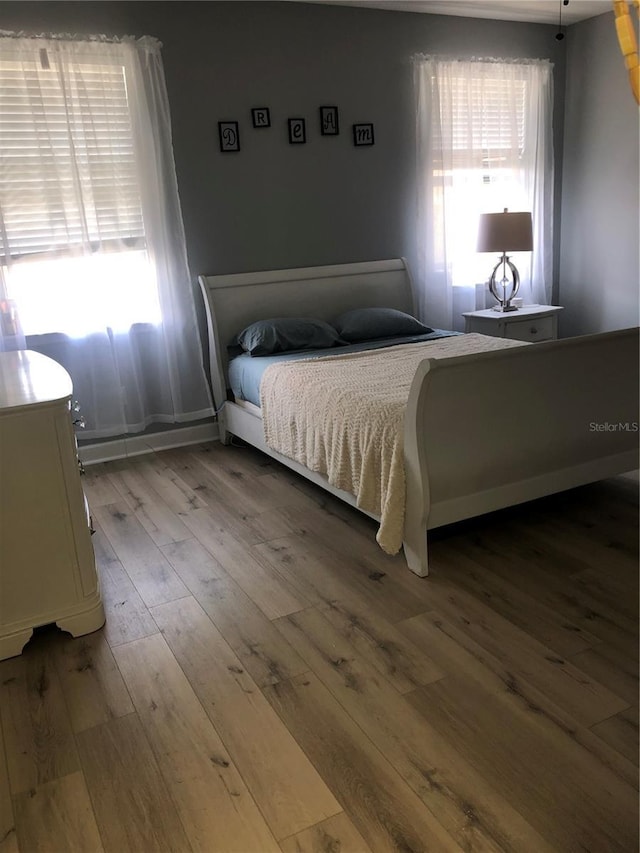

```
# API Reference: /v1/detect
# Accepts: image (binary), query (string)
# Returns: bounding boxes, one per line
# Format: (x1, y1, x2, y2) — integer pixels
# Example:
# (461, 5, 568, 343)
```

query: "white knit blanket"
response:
(260, 334, 527, 554)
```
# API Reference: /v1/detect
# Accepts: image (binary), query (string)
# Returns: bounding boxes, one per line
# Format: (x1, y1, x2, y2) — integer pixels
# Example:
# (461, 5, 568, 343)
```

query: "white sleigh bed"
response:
(199, 258, 639, 577)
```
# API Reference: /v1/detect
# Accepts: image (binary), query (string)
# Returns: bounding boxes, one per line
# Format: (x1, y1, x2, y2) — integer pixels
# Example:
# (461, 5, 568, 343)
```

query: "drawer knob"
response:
(73, 415, 86, 429)
(530, 327, 538, 335)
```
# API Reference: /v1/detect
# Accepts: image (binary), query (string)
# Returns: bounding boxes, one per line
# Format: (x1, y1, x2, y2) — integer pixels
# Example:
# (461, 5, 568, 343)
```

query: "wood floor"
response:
(0, 442, 637, 853)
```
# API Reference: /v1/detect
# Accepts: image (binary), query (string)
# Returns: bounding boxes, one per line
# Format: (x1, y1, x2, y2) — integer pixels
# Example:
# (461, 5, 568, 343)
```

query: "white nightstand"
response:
(462, 305, 563, 342)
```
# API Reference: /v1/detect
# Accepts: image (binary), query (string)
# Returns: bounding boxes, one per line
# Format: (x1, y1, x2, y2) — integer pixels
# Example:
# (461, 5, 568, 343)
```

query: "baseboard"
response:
(79, 422, 220, 465)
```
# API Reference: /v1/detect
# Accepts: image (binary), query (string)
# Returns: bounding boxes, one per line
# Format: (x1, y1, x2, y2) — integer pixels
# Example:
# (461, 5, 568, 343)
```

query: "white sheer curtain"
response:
(0, 33, 213, 438)
(414, 56, 554, 330)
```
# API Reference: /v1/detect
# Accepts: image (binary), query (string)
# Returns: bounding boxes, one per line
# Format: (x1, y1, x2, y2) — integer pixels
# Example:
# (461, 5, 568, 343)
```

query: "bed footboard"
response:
(403, 328, 639, 577)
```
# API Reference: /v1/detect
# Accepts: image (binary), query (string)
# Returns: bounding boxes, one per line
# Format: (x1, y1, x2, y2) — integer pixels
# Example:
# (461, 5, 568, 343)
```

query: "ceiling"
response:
(296, 1, 614, 25)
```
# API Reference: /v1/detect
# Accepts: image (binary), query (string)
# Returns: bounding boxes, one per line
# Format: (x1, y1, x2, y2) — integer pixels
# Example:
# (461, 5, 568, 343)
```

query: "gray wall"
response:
(0, 1, 567, 310)
(559, 12, 640, 336)
(7, 2, 633, 381)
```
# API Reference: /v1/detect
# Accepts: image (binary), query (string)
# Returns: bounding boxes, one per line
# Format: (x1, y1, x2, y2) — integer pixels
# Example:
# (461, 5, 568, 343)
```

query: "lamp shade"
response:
(477, 209, 533, 253)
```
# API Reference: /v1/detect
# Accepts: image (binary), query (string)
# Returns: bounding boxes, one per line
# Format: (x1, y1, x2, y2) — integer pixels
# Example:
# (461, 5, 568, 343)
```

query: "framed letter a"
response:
(320, 105, 339, 136)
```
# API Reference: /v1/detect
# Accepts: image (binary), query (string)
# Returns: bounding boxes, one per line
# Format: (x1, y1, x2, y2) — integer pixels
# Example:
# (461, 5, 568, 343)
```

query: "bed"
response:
(198, 258, 639, 577)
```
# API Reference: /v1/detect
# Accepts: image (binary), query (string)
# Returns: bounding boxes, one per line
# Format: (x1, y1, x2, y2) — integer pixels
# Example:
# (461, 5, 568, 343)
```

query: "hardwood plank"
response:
(571, 566, 639, 629)
(301, 519, 437, 617)
(94, 501, 190, 608)
(239, 506, 302, 544)
(51, 631, 134, 733)
(160, 538, 308, 687)
(129, 455, 208, 514)
(250, 536, 326, 607)
(190, 449, 296, 516)
(13, 771, 103, 853)
(551, 495, 639, 555)
(398, 610, 638, 790)
(155, 451, 300, 544)
(451, 528, 638, 659)
(151, 596, 342, 840)
(82, 462, 122, 507)
(186, 447, 320, 517)
(415, 565, 629, 727)
(263, 672, 460, 853)
(276, 501, 407, 580)
(0, 644, 80, 795)
(408, 674, 638, 852)
(254, 531, 428, 624)
(0, 731, 17, 853)
(255, 470, 323, 510)
(273, 461, 365, 513)
(159, 449, 294, 545)
(274, 608, 554, 852)
(91, 526, 159, 648)
(188, 440, 276, 479)
(592, 706, 639, 765)
(570, 644, 639, 706)
(524, 491, 639, 565)
(112, 633, 280, 852)
(279, 812, 373, 853)
(430, 541, 600, 656)
(76, 714, 192, 853)
(181, 507, 308, 619)
(315, 598, 444, 695)
(255, 537, 443, 693)
(149, 448, 215, 509)
(273, 460, 397, 541)
(107, 466, 192, 546)
(512, 514, 639, 586)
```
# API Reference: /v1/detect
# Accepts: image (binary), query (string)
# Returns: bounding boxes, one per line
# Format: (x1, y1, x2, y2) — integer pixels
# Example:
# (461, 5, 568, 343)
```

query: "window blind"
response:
(441, 75, 527, 168)
(0, 51, 145, 262)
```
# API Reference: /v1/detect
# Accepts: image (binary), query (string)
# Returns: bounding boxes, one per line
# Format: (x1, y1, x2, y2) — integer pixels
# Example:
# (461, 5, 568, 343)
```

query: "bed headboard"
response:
(198, 258, 416, 408)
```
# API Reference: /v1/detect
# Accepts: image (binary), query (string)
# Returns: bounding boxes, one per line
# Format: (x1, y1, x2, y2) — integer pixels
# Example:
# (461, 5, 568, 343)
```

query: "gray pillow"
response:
(236, 317, 346, 356)
(334, 307, 432, 342)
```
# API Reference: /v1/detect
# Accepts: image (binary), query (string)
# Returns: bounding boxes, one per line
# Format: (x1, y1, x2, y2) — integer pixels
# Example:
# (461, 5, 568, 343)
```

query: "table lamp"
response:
(477, 208, 533, 312)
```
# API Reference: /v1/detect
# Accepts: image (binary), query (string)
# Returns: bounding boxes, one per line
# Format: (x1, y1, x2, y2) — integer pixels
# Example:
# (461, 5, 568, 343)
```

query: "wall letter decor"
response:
(353, 123, 374, 146)
(288, 118, 306, 144)
(320, 105, 339, 135)
(219, 121, 240, 152)
(252, 107, 271, 128)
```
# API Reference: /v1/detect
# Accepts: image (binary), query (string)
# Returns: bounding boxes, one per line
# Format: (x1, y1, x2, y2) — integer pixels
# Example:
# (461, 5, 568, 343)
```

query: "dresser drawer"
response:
(504, 315, 555, 342)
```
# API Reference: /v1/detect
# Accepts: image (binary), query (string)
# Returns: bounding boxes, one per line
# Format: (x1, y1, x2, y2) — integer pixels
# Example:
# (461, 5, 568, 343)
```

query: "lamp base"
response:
(488, 254, 521, 314)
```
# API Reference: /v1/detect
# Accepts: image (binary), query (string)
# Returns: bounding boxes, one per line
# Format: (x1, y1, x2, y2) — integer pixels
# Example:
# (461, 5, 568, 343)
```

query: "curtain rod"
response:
(0, 30, 161, 49)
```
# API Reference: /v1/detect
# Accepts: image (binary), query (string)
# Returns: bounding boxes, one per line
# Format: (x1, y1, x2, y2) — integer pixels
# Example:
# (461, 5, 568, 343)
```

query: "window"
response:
(433, 72, 529, 285)
(415, 57, 554, 328)
(0, 34, 212, 439)
(0, 44, 160, 336)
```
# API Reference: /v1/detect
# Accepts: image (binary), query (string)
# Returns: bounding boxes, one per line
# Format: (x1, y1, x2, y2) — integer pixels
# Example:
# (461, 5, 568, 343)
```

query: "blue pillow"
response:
(334, 307, 432, 342)
(236, 317, 346, 356)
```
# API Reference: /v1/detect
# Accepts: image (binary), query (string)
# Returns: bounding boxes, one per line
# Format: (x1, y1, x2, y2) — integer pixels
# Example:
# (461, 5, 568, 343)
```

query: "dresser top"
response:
(0, 350, 72, 411)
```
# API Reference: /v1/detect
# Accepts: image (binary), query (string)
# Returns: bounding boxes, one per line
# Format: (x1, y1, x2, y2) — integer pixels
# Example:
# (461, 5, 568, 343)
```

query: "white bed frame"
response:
(199, 258, 639, 577)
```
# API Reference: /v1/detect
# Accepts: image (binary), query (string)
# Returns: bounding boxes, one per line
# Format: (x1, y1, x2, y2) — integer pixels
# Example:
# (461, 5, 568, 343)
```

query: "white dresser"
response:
(462, 305, 564, 342)
(0, 350, 104, 660)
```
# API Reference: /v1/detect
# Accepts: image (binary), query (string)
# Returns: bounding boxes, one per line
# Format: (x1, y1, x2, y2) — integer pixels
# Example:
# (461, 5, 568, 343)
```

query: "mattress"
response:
(228, 330, 460, 406)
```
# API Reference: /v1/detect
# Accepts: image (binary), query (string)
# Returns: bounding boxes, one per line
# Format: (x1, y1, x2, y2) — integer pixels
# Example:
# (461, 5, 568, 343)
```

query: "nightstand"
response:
(462, 305, 563, 342)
